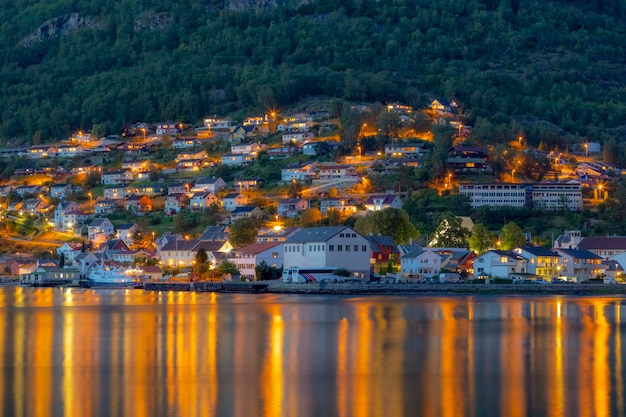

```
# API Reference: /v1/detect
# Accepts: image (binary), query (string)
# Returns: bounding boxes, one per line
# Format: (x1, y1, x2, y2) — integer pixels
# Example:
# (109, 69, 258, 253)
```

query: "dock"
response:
(143, 281, 269, 294)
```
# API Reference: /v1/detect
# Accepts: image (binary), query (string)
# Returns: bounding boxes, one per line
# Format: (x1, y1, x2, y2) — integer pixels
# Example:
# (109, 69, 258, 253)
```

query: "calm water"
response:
(1, 287, 625, 417)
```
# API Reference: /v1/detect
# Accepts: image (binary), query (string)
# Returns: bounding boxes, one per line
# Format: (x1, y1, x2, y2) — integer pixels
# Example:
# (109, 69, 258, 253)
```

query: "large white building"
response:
(460, 181, 582, 210)
(283, 226, 370, 278)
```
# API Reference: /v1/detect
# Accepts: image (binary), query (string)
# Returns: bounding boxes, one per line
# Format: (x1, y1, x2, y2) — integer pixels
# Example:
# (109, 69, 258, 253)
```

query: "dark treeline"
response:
(2, 0, 626, 151)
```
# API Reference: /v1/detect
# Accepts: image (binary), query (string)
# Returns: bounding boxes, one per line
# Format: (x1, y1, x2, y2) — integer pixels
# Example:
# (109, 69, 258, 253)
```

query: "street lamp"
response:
(512, 169, 516, 182)
(584, 143, 588, 158)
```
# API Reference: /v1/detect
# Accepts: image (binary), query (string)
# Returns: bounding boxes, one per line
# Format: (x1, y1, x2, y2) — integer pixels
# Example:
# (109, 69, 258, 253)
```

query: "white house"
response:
(101, 169, 134, 185)
(277, 198, 309, 217)
(512, 246, 562, 280)
(221, 153, 254, 166)
(103, 186, 134, 200)
(473, 250, 528, 279)
(556, 248, 604, 282)
(54, 201, 79, 230)
(190, 192, 219, 211)
(50, 183, 73, 199)
(317, 165, 357, 182)
(228, 242, 284, 280)
(222, 193, 247, 211)
(283, 226, 370, 279)
(231, 142, 266, 156)
(88, 218, 115, 243)
(400, 247, 446, 279)
(281, 163, 316, 182)
(282, 131, 314, 144)
(364, 194, 403, 211)
(116, 224, 138, 247)
(191, 177, 226, 193)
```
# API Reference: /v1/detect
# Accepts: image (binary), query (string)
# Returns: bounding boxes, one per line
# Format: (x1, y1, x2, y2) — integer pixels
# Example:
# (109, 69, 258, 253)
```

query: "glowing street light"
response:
(512, 169, 516, 182)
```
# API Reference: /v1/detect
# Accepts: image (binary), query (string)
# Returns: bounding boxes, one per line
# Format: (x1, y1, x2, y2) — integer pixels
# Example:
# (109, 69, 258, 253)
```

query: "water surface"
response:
(1, 287, 625, 417)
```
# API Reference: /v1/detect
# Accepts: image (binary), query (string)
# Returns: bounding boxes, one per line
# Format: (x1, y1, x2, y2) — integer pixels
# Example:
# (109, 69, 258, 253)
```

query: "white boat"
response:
(85, 263, 141, 288)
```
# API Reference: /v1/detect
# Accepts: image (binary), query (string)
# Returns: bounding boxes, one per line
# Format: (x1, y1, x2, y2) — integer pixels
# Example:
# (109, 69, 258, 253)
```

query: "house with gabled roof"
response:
(255, 226, 301, 243)
(192, 177, 226, 193)
(283, 226, 370, 278)
(165, 193, 187, 214)
(222, 193, 247, 211)
(367, 235, 400, 266)
(103, 186, 134, 200)
(364, 194, 402, 211)
(63, 210, 90, 231)
(54, 201, 79, 229)
(116, 224, 138, 247)
(281, 163, 316, 182)
(136, 184, 166, 196)
(177, 150, 208, 161)
(230, 206, 262, 221)
(234, 177, 266, 191)
(228, 242, 284, 280)
(577, 236, 626, 259)
(172, 138, 202, 149)
(230, 124, 263, 141)
(190, 192, 219, 211)
(159, 239, 198, 270)
(101, 169, 134, 185)
(472, 250, 528, 279)
(513, 246, 562, 280)
(400, 247, 446, 280)
(555, 248, 604, 282)
(197, 225, 230, 242)
(94, 199, 123, 215)
(317, 164, 357, 182)
(278, 198, 308, 218)
(320, 198, 358, 215)
(221, 153, 254, 166)
(50, 183, 73, 199)
(125, 195, 153, 212)
(88, 218, 115, 243)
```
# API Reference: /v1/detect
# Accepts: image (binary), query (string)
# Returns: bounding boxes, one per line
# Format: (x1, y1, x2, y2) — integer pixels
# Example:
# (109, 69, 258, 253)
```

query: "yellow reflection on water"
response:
(550, 300, 564, 417)
(262, 313, 284, 417)
(337, 317, 348, 417)
(592, 301, 609, 417)
(354, 304, 372, 417)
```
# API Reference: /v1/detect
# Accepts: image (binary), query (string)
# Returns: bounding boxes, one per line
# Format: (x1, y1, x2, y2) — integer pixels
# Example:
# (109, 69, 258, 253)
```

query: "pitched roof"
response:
(161, 239, 197, 251)
(578, 237, 626, 250)
(555, 248, 603, 259)
(232, 242, 281, 256)
(192, 240, 229, 252)
(285, 226, 352, 243)
(516, 246, 559, 257)
(366, 235, 399, 253)
(365, 194, 400, 205)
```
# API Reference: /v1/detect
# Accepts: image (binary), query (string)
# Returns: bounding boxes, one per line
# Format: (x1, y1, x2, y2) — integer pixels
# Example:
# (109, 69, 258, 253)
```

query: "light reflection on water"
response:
(1, 288, 625, 417)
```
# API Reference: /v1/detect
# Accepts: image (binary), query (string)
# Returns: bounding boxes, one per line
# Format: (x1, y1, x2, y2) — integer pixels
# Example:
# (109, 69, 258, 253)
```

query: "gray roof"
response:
(555, 248, 603, 259)
(517, 246, 559, 257)
(285, 226, 352, 243)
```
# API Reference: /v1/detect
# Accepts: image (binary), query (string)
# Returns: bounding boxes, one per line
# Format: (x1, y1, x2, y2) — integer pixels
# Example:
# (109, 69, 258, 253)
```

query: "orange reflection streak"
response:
(550, 300, 564, 417)
(336, 317, 349, 417)
(439, 301, 456, 417)
(500, 299, 526, 417)
(262, 312, 284, 417)
(616, 304, 624, 414)
(354, 304, 371, 417)
(110, 313, 122, 417)
(467, 302, 476, 417)
(0, 311, 3, 417)
(32, 306, 52, 417)
(166, 294, 177, 414)
(577, 304, 594, 417)
(62, 312, 75, 417)
(380, 303, 406, 417)
(13, 311, 25, 417)
(201, 304, 218, 417)
(592, 302, 609, 417)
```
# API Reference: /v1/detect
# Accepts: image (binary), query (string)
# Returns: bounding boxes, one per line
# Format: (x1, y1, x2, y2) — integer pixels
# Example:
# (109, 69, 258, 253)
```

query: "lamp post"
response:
(584, 143, 588, 158)
(512, 169, 516, 182)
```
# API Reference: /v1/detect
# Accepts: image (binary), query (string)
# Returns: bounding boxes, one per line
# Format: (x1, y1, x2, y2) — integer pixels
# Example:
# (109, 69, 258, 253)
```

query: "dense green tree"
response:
(467, 223, 495, 254)
(195, 248, 208, 265)
(500, 221, 526, 250)
(299, 208, 322, 227)
(354, 208, 419, 244)
(229, 216, 263, 248)
(428, 211, 469, 248)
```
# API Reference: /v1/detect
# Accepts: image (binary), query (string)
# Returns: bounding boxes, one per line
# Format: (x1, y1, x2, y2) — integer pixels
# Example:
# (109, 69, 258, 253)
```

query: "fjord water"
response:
(1, 288, 625, 417)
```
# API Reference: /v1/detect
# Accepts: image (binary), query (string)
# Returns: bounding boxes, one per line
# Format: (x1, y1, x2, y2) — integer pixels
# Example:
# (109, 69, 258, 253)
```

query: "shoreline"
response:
(7, 280, 626, 296)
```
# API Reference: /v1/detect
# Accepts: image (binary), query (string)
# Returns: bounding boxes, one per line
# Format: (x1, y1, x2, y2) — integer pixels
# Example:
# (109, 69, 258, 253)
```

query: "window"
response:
(329, 245, 334, 251)
(354, 245, 359, 252)
(338, 245, 343, 251)
(362, 245, 367, 252)
(272, 252, 278, 258)
(346, 245, 351, 252)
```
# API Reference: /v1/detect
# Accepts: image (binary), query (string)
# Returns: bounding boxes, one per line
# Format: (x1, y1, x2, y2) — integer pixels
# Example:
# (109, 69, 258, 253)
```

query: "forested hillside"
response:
(1, 0, 626, 151)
